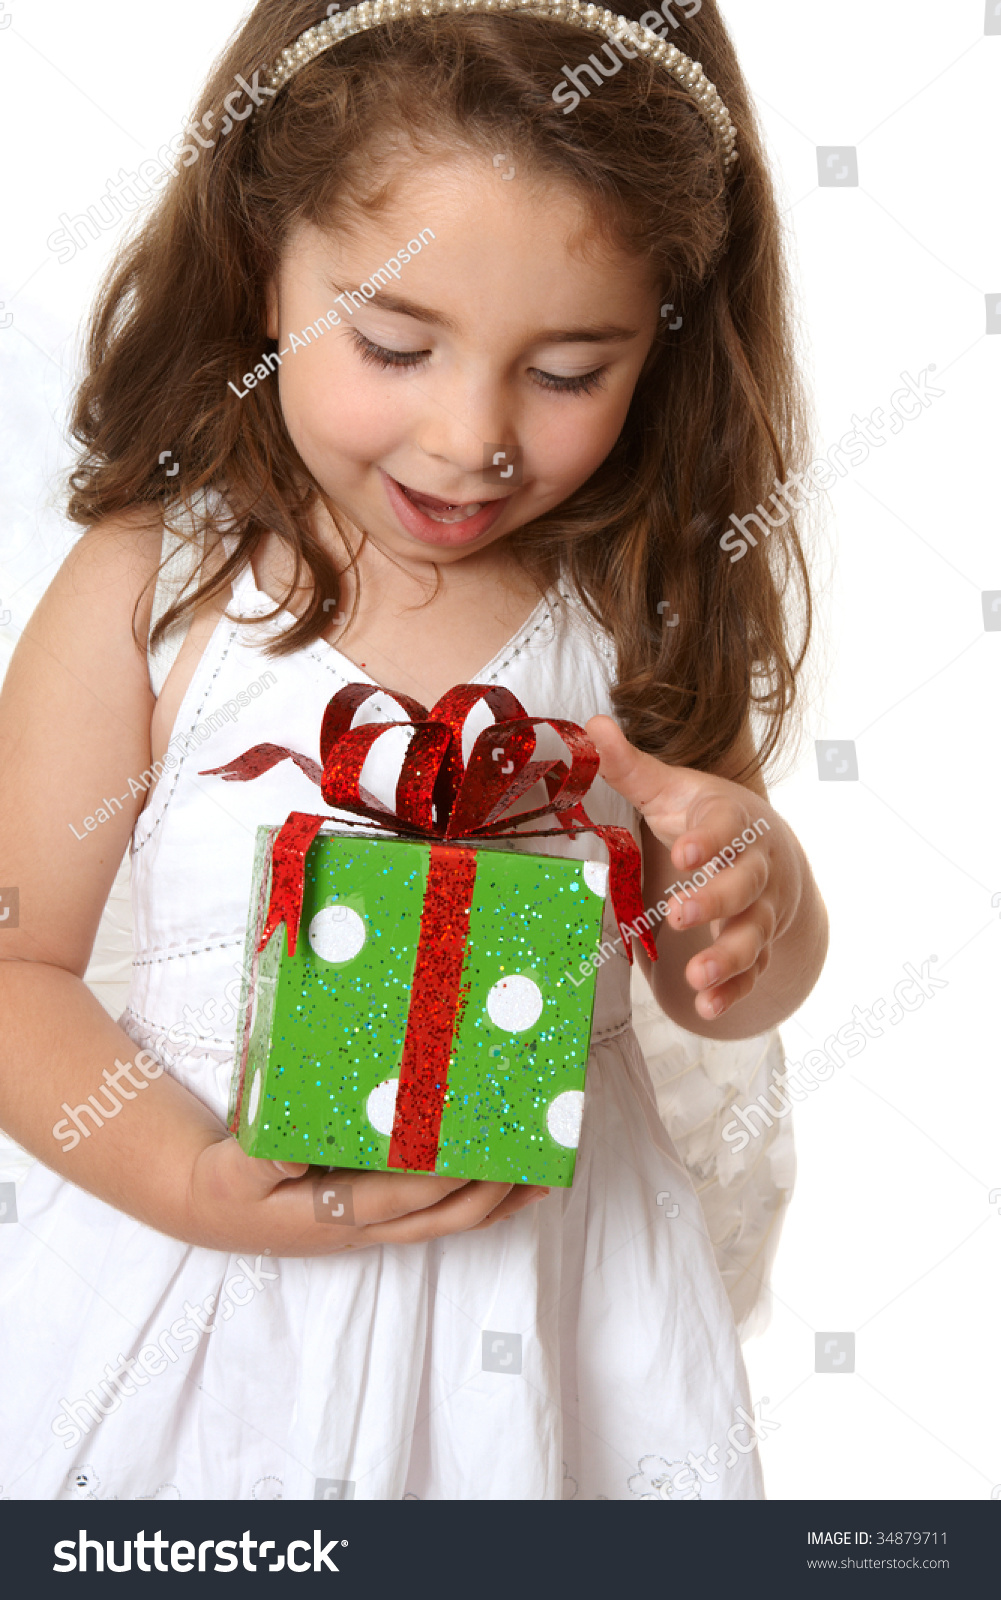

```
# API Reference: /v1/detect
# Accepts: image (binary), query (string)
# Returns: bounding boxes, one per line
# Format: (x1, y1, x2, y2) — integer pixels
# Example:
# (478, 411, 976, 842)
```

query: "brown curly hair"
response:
(66, 0, 813, 784)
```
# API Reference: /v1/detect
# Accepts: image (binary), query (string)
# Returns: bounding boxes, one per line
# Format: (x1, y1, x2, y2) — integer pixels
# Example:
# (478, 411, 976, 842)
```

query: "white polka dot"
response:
(248, 1068, 262, 1124)
(547, 1089, 585, 1149)
(582, 860, 609, 898)
(367, 1078, 399, 1136)
(486, 975, 544, 1032)
(308, 904, 367, 964)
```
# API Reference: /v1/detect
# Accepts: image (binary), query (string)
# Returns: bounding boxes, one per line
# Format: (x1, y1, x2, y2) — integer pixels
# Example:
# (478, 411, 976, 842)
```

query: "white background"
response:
(1, 0, 999, 1501)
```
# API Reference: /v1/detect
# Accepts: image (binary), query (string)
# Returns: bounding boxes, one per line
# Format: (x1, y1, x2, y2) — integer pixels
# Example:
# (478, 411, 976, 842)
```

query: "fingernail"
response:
(681, 901, 700, 927)
(702, 960, 719, 986)
(709, 995, 726, 1017)
(684, 843, 701, 867)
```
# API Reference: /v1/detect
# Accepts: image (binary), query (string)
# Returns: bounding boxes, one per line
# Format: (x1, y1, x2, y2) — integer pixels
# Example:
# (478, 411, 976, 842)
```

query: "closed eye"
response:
(350, 329, 608, 396)
(529, 366, 608, 396)
(350, 330, 431, 370)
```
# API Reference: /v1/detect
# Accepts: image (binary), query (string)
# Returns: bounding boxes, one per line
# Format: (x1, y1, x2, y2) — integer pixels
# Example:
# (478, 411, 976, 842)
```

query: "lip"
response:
(380, 470, 512, 548)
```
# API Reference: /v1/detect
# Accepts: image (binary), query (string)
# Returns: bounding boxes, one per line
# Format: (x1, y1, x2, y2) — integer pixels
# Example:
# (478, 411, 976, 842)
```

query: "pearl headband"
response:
(265, 0, 739, 174)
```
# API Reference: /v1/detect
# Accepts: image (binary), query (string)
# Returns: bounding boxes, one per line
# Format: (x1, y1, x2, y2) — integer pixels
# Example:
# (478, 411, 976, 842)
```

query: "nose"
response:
(414, 369, 518, 486)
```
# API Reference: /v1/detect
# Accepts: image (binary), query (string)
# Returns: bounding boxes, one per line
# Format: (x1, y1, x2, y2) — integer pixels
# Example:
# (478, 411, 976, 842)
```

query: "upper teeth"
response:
(425, 502, 483, 524)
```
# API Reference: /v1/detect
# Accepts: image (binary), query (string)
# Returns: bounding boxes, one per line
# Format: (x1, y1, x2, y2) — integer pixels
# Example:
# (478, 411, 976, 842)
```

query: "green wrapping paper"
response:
(229, 828, 609, 1186)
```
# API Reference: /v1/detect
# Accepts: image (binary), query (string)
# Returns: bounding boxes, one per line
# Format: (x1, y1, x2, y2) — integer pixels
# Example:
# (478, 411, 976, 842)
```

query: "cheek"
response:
(276, 340, 409, 465)
(533, 393, 631, 488)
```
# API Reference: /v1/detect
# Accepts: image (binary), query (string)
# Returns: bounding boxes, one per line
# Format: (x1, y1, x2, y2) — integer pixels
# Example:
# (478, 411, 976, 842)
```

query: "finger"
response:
(273, 1160, 311, 1179)
(693, 946, 771, 1021)
(334, 1170, 472, 1226)
(665, 854, 768, 932)
(686, 910, 773, 995)
(243, 1172, 540, 1254)
(669, 796, 761, 874)
(207, 1138, 311, 1202)
(467, 1185, 550, 1230)
(585, 715, 692, 818)
(360, 1182, 518, 1244)
(215, 1172, 475, 1258)
(690, 953, 767, 1017)
(249, 1170, 492, 1252)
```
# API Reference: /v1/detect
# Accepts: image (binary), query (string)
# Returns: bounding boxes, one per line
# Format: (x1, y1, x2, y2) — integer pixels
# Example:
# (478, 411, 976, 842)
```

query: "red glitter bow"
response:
(201, 681, 658, 965)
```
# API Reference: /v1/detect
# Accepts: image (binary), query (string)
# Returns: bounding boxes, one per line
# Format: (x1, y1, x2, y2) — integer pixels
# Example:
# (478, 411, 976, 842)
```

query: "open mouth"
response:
(381, 471, 512, 547)
(397, 482, 485, 525)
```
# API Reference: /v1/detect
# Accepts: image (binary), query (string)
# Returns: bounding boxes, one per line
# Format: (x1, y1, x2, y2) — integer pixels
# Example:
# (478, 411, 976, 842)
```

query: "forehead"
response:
(284, 149, 658, 308)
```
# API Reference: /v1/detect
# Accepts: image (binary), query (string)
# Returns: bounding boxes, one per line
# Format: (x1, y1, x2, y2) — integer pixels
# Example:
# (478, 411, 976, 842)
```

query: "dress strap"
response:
(147, 490, 242, 697)
(222, 534, 266, 610)
(147, 522, 205, 698)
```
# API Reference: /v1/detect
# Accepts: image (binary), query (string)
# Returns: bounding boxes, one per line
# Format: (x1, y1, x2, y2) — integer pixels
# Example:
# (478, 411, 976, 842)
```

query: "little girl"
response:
(0, 0, 826, 1500)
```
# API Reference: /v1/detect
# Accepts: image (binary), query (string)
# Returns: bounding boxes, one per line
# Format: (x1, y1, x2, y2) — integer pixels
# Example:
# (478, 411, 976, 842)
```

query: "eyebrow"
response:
(329, 286, 639, 343)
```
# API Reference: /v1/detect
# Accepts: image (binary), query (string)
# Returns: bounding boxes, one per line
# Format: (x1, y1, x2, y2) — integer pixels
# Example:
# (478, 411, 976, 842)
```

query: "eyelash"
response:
(531, 366, 607, 397)
(349, 330, 608, 396)
(351, 331, 428, 372)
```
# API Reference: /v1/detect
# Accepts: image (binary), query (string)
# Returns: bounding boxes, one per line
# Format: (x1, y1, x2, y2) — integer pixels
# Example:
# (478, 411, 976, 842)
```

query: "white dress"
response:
(0, 517, 793, 1502)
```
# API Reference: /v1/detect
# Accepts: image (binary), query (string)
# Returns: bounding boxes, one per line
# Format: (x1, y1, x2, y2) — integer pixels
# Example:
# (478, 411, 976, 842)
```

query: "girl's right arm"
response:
(0, 518, 545, 1254)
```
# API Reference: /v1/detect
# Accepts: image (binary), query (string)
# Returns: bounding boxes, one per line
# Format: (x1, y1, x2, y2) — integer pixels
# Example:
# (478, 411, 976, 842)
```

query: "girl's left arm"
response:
(586, 716, 829, 1041)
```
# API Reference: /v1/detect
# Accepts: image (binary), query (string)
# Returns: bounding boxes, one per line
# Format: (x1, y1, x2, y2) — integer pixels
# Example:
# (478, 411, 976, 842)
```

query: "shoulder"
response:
(41, 505, 231, 661)
(59, 507, 164, 586)
(24, 508, 166, 675)
(0, 510, 170, 971)
(7, 501, 234, 759)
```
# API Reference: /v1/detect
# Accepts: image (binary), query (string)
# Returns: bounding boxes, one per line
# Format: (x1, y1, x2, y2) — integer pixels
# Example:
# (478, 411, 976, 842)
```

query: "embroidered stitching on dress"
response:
(482, 618, 552, 682)
(129, 935, 245, 966)
(132, 624, 242, 856)
(120, 1004, 236, 1053)
(305, 644, 351, 684)
(553, 584, 617, 673)
(481, 602, 554, 683)
(590, 1017, 632, 1045)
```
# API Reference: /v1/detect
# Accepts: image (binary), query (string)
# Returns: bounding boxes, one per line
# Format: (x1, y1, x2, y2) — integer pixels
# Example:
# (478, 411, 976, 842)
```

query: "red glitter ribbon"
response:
(202, 681, 658, 965)
(387, 844, 477, 1171)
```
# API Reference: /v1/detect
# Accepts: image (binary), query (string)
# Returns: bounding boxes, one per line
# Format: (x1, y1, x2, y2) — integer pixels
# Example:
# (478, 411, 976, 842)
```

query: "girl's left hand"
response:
(586, 716, 808, 1022)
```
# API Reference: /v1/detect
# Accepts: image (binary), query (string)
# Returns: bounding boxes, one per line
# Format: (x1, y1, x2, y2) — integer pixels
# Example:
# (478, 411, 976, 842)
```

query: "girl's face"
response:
(266, 152, 661, 565)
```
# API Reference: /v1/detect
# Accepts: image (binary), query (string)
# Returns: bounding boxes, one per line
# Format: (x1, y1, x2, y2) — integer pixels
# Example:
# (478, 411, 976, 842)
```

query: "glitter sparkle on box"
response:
(208, 678, 658, 1187)
(228, 829, 609, 1187)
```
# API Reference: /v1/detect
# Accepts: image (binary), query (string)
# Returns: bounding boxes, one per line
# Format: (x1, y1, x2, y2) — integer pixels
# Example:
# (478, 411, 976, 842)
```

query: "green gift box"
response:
(206, 680, 659, 1188)
(229, 828, 610, 1186)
